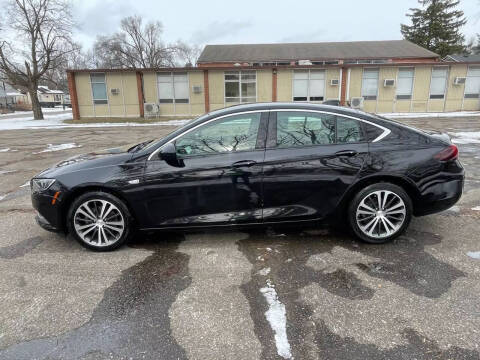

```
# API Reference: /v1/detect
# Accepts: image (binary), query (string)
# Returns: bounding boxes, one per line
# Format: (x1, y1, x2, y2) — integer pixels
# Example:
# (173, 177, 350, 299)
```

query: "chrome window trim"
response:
(147, 110, 270, 160)
(147, 108, 391, 160)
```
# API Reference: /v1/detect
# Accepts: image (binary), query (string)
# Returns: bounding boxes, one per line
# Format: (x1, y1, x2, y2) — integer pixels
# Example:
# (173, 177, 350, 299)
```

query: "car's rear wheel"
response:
(67, 191, 132, 251)
(348, 183, 412, 244)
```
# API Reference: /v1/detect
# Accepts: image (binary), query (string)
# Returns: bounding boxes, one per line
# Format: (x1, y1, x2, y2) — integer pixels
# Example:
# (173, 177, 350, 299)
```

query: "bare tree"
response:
(0, 0, 74, 119)
(175, 40, 202, 66)
(92, 15, 178, 69)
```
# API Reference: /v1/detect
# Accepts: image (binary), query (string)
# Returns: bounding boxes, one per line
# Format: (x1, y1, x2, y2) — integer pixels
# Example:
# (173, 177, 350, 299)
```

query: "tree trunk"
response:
(29, 86, 44, 120)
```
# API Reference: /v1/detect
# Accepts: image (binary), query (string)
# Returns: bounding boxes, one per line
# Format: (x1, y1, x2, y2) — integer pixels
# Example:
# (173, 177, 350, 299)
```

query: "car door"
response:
(142, 111, 268, 228)
(262, 110, 369, 223)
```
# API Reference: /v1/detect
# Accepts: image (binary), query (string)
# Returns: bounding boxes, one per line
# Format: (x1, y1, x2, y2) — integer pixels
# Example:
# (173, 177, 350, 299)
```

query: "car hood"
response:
(36, 144, 135, 178)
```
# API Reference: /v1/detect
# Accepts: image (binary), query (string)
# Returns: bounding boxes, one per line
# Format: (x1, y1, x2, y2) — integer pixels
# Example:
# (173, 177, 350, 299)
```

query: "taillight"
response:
(434, 144, 458, 162)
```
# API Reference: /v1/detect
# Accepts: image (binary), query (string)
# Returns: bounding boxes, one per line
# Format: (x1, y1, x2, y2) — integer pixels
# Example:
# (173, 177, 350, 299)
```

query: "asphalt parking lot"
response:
(0, 117, 479, 360)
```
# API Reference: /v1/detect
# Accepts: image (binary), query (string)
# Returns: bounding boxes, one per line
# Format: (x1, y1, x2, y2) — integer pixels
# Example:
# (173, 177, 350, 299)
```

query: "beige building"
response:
(67, 40, 480, 120)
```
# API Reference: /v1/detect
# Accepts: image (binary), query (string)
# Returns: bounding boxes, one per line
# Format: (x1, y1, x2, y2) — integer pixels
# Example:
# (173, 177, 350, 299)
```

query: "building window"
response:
(157, 72, 189, 104)
(90, 73, 107, 105)
(293, 70, 325, 102)
(465, 66, 480, 99)
(224, 71, 256, 104)
(429, 67, 448, 99)
(396, 67, 414, 100)
(361, 68, 379, 100)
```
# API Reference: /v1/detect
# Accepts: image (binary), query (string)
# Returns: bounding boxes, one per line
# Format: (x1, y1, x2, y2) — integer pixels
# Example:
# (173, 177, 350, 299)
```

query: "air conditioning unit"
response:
(350, 97, 364, 109)
(330, 79, 339, 86)
(192, 85, 202, 94)
(110, 88, 120, 95)
(144, 103, 159, 117)
(384, 79, 396, 87)
(454, 77, 466, 85)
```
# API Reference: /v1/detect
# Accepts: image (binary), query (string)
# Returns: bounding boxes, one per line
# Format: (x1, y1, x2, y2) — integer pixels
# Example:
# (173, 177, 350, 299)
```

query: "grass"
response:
(64, 116, 190, 124)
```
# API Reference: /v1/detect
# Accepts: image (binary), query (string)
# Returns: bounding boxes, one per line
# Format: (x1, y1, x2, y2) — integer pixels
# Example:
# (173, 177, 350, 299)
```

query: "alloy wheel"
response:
(356, 190, 406, 239)
(73, 199, 125, 246)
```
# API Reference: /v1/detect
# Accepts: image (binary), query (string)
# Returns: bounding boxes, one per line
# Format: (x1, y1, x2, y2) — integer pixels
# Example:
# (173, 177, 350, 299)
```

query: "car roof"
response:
(202, 102, 374, 120)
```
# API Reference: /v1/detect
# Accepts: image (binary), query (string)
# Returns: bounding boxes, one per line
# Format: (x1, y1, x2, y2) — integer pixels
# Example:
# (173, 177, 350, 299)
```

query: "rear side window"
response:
(363, 123, 385, 141)
(275, 112, 365, 148)
(276, 112, 335, 148)
(336, 117, 363, 143)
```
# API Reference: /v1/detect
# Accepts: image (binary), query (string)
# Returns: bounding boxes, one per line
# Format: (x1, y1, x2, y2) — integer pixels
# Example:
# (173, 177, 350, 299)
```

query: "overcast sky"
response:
(72, 0, 479, 49)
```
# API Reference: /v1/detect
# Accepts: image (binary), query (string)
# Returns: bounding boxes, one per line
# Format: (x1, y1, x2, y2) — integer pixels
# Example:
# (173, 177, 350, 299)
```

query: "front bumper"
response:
(31, 190, 65, 232)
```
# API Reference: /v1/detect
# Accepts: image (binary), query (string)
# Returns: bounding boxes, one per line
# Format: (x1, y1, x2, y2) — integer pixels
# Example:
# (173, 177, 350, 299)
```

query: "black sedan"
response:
(31, 103, 464, 251)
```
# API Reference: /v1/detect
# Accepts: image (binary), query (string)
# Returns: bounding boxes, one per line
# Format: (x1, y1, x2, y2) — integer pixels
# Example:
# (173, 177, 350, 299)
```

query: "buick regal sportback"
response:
(31, 103, 464, 251)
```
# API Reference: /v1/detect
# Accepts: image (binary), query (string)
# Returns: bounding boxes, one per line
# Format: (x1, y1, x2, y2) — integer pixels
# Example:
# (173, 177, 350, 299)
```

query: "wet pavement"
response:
(0, 117, 479, 359)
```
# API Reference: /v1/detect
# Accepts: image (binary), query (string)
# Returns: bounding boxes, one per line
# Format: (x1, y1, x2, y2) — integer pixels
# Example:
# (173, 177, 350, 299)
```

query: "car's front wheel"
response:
(67, 191, 133, 251)
(348, 183, 412, 244)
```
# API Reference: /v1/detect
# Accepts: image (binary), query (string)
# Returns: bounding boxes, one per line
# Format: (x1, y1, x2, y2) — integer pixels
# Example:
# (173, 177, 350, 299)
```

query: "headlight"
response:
(31, 178, 56, 193)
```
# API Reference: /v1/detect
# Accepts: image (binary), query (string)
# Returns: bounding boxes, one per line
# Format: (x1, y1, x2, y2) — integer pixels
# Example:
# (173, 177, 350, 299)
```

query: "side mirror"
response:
(159, 142, 183, 167)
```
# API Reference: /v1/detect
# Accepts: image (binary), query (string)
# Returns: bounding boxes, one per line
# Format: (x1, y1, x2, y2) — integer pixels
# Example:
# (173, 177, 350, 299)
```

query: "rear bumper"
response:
(414, 177, 464, 216)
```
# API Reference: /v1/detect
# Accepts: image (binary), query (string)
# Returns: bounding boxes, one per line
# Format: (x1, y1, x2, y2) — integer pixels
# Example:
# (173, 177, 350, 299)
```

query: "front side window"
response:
(396, 68, 414, 100)
(361, 68, 379, 100)
(90, 73, 107, 105)
(465, 66, 480, 99)
(293, 70, 325, 102)
(224, 71, 256, 104)
(158, 72, 189, 104)
(276, 112, 364, 148)
(175, 113, 261, 156)
(430, 67, 448, 99)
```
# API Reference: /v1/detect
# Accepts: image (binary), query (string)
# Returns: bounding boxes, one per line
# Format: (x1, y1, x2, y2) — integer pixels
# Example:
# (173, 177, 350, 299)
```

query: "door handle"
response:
(232, 160, 257, 168)
(335, 150, 358, 157)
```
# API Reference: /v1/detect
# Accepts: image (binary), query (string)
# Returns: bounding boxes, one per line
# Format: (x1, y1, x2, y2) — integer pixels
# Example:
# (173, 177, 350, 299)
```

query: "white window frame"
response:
(396, 67, 415, 100)
(224, 70, 257, 104)
(429, 66, 448, 100)
(90, 73, 108, 105)
(157, 72, 190, 104)
(292, 69, 326, 102)
(361, 68, 379, 100)
(464, 66, 480, 99)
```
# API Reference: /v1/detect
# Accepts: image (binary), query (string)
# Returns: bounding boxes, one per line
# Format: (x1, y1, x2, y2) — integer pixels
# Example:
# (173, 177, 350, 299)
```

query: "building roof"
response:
(38, 86, 64, 94)
(197, 40, 439, 63)
(445, 54, 480, 63)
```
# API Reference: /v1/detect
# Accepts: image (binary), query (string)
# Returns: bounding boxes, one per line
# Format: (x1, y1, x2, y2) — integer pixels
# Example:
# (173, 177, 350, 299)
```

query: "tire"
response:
(348, 183, 412, 244)
(67, 191, 133, 251)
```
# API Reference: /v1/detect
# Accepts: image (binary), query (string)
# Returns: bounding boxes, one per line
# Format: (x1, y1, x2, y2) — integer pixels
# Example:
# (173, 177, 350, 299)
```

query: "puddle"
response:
(0, 236, 43, 259)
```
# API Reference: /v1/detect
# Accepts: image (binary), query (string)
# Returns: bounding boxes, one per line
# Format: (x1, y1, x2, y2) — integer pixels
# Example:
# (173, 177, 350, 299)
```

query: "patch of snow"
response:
(449, 131, 480, 145)
(381, 111, 480, 119)
(446, 205, 460, 213)
(472, 206, 480, 211)
(0, 194, 5, 201)
(260, 279, 293, 359)
(20, 181, 30, 188)
(0, 148, 10, 152)
(0, 112, 190, 130)
(257, 267, 271, 276)
(467, 251, 480, 259)
(0, 170, 16, 175)
(0, 107, 69, 118)
(34, 143, 82, 153)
